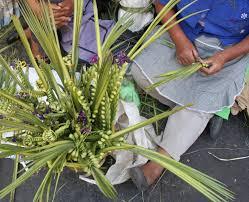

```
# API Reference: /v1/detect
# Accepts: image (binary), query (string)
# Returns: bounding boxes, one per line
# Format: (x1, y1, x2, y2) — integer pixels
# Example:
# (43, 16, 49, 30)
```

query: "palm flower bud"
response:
(77, 110, 88, 126)
(90, 55, 99, 64)
(80, 127, 91, 134)
(12, 137, 17, 143)
(33, 109, 45, 121)
(115, 51, 131, 66)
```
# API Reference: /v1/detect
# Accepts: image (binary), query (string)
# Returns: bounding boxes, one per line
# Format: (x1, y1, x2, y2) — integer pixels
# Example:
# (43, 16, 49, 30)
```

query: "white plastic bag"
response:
(80, 100, 157, 185)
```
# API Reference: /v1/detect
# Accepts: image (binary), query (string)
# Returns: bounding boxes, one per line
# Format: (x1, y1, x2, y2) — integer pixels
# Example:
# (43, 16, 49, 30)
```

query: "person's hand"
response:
(50, 1, 73, 28)
(200, 52, 226, 75)
(175, 38, 199, 66)
(57, 0, 74, 18)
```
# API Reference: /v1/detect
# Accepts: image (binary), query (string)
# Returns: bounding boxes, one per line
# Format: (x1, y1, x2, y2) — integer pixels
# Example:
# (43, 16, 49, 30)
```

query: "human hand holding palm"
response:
(175, 37, 199, 66)
(51, 0, 74, 28)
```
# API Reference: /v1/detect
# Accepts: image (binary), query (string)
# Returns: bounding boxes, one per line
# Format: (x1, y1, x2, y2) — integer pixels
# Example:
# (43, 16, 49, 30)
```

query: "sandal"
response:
(129, 167, 150, 191)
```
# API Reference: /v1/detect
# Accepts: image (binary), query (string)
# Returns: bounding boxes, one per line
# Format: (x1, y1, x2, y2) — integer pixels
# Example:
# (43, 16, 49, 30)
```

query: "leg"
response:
(130, 108, 213, 190)
(158, 108, 214, 161)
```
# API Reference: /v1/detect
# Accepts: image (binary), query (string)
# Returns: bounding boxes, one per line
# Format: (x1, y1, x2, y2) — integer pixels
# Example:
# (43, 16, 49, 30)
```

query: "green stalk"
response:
(128, 0, 179, 58)
(0, 120, 42, 133)
(11, 16, 48, 90)
(0, 90, 34, 111)
(0, 55, 25, 89)
(72, 0, 85, 68)
(33, 153, 66, 202)
(91, 166, 117, 199)
(0, 41, 19, 54)
(0, 154, 54, 199)
(110, 105, 190, 139)
(93, 0, 103, 64)
(9, 155, 19, 202)
(131, 9, 208, 60)
(0, 128, 20, 133)
(146, 63, 203, 90)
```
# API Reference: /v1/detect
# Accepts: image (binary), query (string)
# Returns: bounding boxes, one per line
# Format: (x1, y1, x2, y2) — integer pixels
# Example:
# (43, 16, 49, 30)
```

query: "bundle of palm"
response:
(0, 0, 234, 201)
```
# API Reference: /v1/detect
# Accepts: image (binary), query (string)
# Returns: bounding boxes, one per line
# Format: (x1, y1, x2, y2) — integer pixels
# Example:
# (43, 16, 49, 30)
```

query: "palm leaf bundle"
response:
(0, 0, 234, 201)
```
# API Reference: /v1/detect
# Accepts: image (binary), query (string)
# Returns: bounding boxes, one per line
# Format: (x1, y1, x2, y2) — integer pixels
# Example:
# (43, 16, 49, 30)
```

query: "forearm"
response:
(221, 36, 249, 62)
(155, 2, 189, 46)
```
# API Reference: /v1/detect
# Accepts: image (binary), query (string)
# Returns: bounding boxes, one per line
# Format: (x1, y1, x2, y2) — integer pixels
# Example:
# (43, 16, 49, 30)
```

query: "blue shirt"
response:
(159, 0, 249, 46)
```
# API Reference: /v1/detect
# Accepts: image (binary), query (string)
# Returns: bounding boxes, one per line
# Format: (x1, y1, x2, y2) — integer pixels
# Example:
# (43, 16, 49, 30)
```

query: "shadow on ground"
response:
(1, 114, 249, 202)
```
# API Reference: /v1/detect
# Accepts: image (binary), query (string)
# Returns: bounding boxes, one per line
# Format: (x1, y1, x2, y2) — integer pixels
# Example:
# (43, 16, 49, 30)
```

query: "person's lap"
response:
(130, 30, 248, 160)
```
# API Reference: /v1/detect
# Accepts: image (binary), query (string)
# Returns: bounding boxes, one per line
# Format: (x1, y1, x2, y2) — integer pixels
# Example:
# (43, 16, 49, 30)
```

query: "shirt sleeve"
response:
(159, 0, 170, 5)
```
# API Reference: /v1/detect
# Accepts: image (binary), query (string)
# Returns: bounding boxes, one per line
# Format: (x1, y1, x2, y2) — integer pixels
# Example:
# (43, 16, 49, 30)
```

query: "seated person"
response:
(27, 0, 114, 62)
(129, 0, 249, 190)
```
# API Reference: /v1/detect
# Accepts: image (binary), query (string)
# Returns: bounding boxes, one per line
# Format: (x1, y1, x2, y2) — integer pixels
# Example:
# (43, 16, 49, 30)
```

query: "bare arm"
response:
(201, 36, 249, 75)
(155, 2, 199, 65)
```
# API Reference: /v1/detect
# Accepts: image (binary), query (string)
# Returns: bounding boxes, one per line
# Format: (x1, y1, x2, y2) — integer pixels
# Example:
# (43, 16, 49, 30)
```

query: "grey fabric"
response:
(130, 30, 249, 113)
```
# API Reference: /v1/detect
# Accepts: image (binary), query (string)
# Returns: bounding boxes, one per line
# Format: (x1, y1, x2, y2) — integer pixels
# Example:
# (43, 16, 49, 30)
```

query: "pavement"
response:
(1, 113, 249, 202)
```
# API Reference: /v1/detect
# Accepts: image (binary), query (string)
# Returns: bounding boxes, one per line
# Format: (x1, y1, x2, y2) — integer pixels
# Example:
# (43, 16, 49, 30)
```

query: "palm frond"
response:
(72, 0, 85, 68)
(91, 166, 118, 199)
(146, 62, 204, 90)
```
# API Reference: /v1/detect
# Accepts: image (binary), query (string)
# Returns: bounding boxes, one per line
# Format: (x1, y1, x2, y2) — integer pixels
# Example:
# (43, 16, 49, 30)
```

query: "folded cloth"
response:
(231, 82, 249, 115)
(118, 0, 154, 32)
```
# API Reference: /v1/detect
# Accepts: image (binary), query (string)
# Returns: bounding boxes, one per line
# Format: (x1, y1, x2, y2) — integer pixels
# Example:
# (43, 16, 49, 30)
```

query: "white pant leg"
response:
(157, 108, 214, 161)
(130, 61, 214, 161)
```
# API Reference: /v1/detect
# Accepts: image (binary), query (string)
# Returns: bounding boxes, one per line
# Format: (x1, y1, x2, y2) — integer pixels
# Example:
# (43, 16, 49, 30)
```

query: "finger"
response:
(58, 2, 65, 7)
(56, 21, 69, 28)
(180, 57, 189, 66)
(185, 54, 196, 65)
(192, 49, 199, 61)
(202, 58, 212, 65)
(57, 16, 71, 23)
(50, 4, 61, 10)
(177, 58, 183, 65)
(200, 67, 210, 75)
(201, 64, 219, 75)
(55, 17, 71, 26)
(58, 3, 71, 10)
(53, 12, 66, 18)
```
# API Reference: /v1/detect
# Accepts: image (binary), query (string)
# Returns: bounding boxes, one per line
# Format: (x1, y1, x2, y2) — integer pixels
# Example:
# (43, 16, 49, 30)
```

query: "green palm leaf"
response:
(72, 0, 85, 68)
(102, 144, 234, 202)
(91, 166, 118, 199)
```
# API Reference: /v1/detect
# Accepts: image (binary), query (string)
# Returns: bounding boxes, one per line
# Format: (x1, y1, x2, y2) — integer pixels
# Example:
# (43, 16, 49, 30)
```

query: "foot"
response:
(208, 115, 224, 140)
(130, 161, 164, 191)
(130, 147, 169, 191)
(141, 161, 164, 185)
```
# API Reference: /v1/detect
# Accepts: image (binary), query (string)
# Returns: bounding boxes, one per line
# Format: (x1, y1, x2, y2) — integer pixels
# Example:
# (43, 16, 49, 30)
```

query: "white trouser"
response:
(131, 63, 214, 161)
(155, 108, 213, 161)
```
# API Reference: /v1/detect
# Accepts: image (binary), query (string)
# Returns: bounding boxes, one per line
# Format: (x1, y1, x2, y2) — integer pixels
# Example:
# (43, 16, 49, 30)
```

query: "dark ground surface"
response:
(1, 113, 249, 202)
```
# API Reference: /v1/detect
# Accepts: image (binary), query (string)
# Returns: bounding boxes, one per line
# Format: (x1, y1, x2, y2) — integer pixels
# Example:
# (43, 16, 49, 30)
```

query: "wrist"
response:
(171, 31, 191, 47)
(216, 51, 230, 64)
